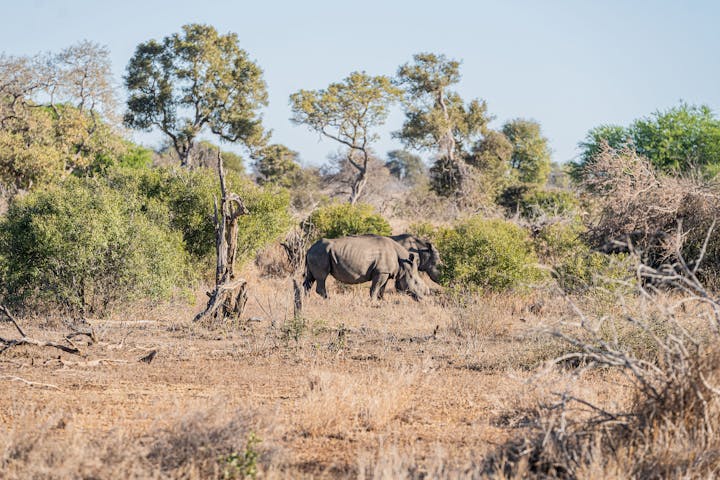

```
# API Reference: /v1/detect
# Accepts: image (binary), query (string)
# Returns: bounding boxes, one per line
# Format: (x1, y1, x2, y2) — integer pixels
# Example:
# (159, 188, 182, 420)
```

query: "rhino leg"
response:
(316, 277, 329, 299)
(370, 272, 390, 300)
(377, 281, 388, 300)
(302, 269, 315, 295)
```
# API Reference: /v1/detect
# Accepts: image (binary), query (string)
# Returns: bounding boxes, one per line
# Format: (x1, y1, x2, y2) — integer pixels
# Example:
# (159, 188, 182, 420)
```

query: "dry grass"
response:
(1, 261, 717, 478)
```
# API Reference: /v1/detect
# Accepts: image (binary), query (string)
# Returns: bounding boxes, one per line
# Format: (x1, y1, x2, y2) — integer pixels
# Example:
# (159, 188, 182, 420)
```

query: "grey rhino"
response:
(390, 234, 442, 283)
(303, 235, 429, 300)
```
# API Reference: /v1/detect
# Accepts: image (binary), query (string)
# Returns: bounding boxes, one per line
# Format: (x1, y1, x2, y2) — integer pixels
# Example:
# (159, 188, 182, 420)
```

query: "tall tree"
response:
(395, 53, 489, 196)
(290, 71, 400, 204)
(502, 118, 552, 185)
(124, 24, 268, 168)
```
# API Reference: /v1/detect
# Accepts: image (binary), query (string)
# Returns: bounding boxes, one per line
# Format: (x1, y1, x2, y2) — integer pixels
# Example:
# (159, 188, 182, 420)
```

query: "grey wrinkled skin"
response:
(390, 234, 442, 284)
(303, 235, 429, 301)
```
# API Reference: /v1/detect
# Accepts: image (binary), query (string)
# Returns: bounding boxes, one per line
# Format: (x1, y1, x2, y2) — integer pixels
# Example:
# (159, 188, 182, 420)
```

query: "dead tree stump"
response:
(193, 152, 250, 324)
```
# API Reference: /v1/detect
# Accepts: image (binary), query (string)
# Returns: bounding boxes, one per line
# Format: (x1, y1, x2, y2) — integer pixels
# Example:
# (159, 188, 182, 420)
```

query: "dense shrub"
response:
(434, 217, 543, 291)
(306, 202, 391, 240)
(0, 166, 292, 314)
(580, 145, 720, 286)
(534, 221, 633, 294)
(104, 167, 292, 261)
(0, 177, 188, 315)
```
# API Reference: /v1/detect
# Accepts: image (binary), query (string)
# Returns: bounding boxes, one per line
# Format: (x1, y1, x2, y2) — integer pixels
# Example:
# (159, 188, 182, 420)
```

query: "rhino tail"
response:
(302, 259, 314, 293)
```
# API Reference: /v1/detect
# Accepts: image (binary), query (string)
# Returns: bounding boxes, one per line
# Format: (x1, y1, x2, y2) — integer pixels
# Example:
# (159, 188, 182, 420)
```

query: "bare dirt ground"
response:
(0, 268, 626, 478)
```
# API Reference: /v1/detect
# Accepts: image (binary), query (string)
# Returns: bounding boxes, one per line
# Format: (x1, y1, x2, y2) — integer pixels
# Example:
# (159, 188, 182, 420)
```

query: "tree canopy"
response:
(0, 42, 139, 192)
(124, 23, 268, 167)
(254, 143, 302, 188)
(395, 53, 490, 197)
(290, 71, 400, 203)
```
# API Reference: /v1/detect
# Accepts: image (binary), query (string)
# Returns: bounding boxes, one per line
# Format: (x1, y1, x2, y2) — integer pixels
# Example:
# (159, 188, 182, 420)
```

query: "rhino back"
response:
(328, 236, 400, 284)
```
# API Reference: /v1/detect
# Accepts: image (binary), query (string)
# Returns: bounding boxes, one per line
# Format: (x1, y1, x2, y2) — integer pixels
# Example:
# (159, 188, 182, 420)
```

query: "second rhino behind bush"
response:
(303, 235, 429, 300)
(390, 234, 441, 284)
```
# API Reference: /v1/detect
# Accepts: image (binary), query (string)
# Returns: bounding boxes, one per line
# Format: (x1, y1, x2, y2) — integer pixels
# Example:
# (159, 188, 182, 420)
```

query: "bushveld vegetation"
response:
(2, 23, 720, 479)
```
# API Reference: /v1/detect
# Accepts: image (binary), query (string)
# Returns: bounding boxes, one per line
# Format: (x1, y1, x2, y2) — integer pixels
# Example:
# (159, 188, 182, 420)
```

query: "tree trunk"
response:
(193, 151, 249, 324)
(349, 169, 367, 205)
(436, 88, 467, 196)
(348, 150, 368, 205)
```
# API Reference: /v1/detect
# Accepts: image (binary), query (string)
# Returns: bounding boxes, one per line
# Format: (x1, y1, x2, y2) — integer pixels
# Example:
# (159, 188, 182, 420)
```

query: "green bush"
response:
(306, 202, 391, 240)
(104, 167, 292, 261)
(0, 166, 292, 314)
(0, 177, 189, 315)
(434, 217, 543, 291)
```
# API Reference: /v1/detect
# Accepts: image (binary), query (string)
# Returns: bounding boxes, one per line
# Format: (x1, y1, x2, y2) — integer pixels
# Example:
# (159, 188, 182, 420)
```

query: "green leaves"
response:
(254, 144, 302, 187)
(434, 217, 543, 291)
(290, 71, 401, 149)
(306, 202, 391, 241)
(395, 52, 491, 196)
(124, 24, 268, 166)
(0, 177, 189, 315)
(502, 118, 552, 185)
(576, 103, 720, 177)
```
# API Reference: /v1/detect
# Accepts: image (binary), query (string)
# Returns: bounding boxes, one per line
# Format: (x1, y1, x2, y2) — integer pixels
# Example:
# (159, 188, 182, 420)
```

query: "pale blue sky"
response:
(1, 0, 718, 166)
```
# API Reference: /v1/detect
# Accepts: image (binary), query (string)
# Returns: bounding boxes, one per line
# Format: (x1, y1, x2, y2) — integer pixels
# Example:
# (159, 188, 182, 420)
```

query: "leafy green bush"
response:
(306, 202, 391, 240)
(0, 177, 188, 315)
(90, 143, 154, 173)
(434, 217, 543, 291)
(104, 167, 291, 261)
(0, 166, 292, 314)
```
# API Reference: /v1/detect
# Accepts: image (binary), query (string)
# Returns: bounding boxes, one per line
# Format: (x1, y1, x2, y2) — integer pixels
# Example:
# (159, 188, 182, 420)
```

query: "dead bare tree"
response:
(193, 152, 249, 323)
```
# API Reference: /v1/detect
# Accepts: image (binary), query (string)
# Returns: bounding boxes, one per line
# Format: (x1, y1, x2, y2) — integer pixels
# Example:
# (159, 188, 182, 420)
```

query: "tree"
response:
(290, 71, 400, 204)
(395, 53, 490, 196)
(385, 150, 426, 185)
(124, 24, 268, 168)
(575, 104, 720, 178)
(254, 144, 301, 187)
(0, 42, 133, 191)
(193, 153, 249, 324)
(502, 118, 552, 185)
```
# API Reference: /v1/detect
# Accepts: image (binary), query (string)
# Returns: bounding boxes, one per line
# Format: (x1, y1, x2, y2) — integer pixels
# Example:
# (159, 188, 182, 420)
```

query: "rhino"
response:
(390, 234, 442, 283)
(303, 235, 429, 300)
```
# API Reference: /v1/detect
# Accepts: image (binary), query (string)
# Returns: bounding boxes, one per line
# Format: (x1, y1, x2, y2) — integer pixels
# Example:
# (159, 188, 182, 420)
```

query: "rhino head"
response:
(420, 242, 442, 284)
(395, 253, 429, 300)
